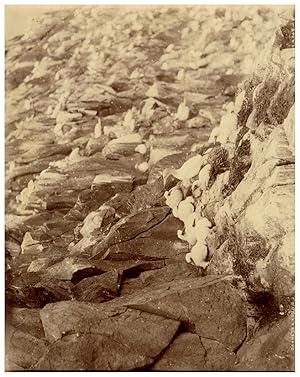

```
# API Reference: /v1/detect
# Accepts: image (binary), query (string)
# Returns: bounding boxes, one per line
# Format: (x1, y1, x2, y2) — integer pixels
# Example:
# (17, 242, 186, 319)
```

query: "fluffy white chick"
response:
(177, 211, 202, 246)
(185, 242, 209, 268)
(164, 186, 183, 212)
(174, 196, 195, 221)
(194, 216, 212, 244)
(191, 164, 212, 192)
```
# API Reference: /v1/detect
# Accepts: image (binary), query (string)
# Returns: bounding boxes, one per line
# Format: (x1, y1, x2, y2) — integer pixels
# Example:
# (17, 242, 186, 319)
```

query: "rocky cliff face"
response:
(5, 6, 294, 371)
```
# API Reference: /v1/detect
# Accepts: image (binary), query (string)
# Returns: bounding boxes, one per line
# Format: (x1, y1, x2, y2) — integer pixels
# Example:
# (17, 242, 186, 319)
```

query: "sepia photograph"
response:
(4, 2, 295, 372)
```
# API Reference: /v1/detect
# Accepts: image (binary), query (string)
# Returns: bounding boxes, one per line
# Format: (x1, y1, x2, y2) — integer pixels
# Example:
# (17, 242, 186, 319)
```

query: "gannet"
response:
(174, 196, 195, 221)
(135, 162, 149, 173)
(135, 144, 147, 155)
(94, 117, 103, 138)
(175, 99, 189, 121)
(164, 186, 183, 211)
(185, 242, 209, 268)
(177, 212, 202, 246)
(208, 127, 221, 144)
(163, 154, 204, 187)
(191, 164, 212, 192)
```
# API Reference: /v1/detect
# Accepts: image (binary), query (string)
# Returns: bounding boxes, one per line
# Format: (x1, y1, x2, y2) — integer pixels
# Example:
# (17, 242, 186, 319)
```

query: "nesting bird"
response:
(94, 117, 103, 138)
(191, 164, 212, 192)
(135, 162, 149, 173)
(177, 69, 185, 81)
(175, 99, 189, 121)
(208, 127, 221, 144)
(177, 211, 202, 246)
(174, 196, 195, 221)
(68, 148, 82, 162)
(183, 212, 212, 268)
(135, 144, 147, 155)
(185, 242, 209, 269)
(218, 112, 238, 144)
(194, 216, 212, 243)
(162, 154, 204, 187)
(164, 186, 183, 212)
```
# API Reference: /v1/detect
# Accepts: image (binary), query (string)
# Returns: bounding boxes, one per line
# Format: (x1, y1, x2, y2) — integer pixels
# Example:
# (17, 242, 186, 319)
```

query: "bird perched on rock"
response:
(208, 127, 221, 144)
(177, 211, 202, 246)
(194, 216, 212, 243)
(177, 69, 185, 81)
(185, 241, 209, 268)
(164, 186, 183, 211)
(175, 99, 189, 121)
(135, 144, 147, 155)
(124, 108, 136, 131)
(94, 117, 103, 138)
(135, 162, 149, 173)
(68, 147, 82, 162)
(163, 154, 205, 187)
(218, 112, 238, 144)
(191, 164, 212, 192)
(174, 196, 195, 221)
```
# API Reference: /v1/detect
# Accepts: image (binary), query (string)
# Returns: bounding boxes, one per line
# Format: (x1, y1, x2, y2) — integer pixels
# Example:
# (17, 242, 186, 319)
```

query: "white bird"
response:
(94, 117, 103, 138)
(185, 241, 209, 268)
(68, 148, 82, 162)
(194, 216, 212, 244)
(174, 196, 195, 221)
(135, 144, 147, 155)
(208, 127, 220, 144)
(177, 69, 185, 81)
(175, 99, 189, 121)
(164, 186, 183, 211)
(191, 164, 212, 192)
(124, 109, 136, 131)
(218, 112, 238, 144)
(135, 162, 149, 173)
(177, 212, 202, 246)
(24, 99, 31, 111)
(46, 105, 53, 116)
(166, 43, 174, 52)
(163, 154, 204, 187)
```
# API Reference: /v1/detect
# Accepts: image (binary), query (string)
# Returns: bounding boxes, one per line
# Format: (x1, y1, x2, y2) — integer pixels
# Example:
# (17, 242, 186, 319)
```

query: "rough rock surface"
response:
(37, 301, 180, 371)
(5, 5, 294, 372)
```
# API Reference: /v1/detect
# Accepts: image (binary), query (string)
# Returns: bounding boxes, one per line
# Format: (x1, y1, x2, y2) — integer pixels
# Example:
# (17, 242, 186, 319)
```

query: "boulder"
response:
(37, 301, 180, 370)
(126, 275, 247, 352)
(152, 332, 236, 371)
(234, 314, 294, 371)
(90, 206, 170, 259)
(44, 257, 104, 283)
(6, 325, 48, 371)
(73, 270, 120, 303)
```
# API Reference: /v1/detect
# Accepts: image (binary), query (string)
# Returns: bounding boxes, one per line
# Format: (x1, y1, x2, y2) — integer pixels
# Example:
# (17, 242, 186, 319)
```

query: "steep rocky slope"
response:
(5, 5, 294, 371)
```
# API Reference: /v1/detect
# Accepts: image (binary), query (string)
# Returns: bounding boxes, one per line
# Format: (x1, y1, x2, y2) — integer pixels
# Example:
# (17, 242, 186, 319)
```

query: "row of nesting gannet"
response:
(162, 87, 248, 267)
(163, 152, 213, 268)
